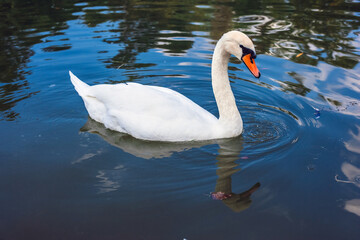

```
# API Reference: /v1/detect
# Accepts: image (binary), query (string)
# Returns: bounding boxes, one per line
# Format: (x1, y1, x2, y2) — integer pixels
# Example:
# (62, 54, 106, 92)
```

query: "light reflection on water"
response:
(0, 0, 360, 239)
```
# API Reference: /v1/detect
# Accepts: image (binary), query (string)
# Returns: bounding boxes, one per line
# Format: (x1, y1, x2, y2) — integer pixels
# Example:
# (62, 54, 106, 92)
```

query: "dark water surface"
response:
(1, 0, 360, 239)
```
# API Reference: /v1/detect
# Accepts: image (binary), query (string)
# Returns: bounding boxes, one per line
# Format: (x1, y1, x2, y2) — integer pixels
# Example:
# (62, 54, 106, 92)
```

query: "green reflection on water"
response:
(0, 0, 359, 121)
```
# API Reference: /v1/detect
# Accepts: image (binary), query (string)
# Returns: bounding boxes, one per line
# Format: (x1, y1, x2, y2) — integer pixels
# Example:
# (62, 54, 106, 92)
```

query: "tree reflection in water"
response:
(1, 0, 359, 118)
(0, 0, 75, 120)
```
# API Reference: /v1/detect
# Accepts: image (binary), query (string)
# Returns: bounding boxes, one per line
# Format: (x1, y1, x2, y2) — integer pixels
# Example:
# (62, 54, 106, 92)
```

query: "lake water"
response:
(1, 0, 360, 239)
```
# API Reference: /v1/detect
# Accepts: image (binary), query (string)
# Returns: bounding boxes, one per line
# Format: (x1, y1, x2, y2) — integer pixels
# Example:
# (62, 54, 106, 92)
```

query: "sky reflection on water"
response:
(0, 0, 360, 239)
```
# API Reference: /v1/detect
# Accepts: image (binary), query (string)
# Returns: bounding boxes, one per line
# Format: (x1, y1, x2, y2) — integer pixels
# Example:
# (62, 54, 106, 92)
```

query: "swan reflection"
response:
(213, 137, 260, 212)
(80, 117, 216, 159)
(81, 117, 260, 212)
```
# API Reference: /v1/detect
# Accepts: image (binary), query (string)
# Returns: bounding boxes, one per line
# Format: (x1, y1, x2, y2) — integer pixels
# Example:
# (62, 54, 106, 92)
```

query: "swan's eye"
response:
(240, 45, 256, 60)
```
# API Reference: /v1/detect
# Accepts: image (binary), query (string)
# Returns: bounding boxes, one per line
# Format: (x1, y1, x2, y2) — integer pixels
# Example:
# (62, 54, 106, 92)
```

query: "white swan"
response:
(70, 31, 260, 142)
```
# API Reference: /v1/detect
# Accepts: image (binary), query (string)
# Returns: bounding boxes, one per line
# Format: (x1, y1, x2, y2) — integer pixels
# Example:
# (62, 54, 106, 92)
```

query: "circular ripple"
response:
(241, 102, 303, 157)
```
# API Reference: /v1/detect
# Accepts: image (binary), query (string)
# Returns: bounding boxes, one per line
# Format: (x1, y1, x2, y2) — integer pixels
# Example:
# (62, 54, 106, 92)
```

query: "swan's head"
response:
(221, 31, 261, 78)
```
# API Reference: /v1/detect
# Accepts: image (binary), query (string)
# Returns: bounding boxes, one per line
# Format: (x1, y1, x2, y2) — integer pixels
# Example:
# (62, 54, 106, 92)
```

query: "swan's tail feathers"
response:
(69, 71, 90, 96)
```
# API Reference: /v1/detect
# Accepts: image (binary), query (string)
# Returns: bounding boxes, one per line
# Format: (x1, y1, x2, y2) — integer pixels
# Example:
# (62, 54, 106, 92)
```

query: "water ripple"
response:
(241, 101, 302, 159)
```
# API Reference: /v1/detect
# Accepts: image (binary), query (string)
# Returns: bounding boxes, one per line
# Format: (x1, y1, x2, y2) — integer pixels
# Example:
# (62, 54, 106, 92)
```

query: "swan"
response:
(70, 30, 260, 142)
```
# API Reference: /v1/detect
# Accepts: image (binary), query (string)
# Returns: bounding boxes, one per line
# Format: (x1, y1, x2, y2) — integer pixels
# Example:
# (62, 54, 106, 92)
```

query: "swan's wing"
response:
(87, 83, 218, 141)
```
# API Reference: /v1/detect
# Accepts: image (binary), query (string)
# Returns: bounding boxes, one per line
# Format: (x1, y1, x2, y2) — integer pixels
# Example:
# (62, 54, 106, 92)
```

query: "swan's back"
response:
(70, 71, 219, 141)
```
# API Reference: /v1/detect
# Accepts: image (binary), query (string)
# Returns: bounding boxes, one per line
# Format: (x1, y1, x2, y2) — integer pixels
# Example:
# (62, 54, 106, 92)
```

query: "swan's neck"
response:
(211, 40, 242, 130)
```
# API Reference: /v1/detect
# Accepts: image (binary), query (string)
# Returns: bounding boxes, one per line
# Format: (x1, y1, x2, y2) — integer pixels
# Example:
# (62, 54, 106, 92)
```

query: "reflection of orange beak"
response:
(242, 54, 261, 78)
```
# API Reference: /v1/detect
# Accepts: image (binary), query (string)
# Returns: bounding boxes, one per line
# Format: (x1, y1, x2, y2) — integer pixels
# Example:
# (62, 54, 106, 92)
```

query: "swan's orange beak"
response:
(242, 54, 261, 78)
